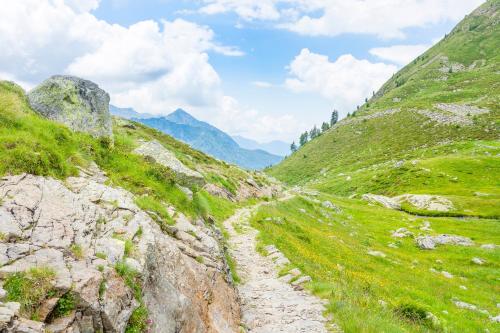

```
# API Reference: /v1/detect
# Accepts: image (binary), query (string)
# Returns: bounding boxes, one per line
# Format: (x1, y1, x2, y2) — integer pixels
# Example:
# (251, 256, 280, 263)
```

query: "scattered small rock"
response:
(441, 271, 453, 279)
(367, 250, 386, 258)
(471, 257, 485, 265)
(391, 227, 413, 238)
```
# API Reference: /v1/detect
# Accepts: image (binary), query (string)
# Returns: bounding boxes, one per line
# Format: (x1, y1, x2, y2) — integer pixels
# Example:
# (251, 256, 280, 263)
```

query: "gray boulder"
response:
(28, 75, 112, 138)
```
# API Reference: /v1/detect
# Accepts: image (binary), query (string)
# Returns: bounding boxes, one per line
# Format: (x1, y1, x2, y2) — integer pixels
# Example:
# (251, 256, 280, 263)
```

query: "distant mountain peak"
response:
(166, 108, 200, 125)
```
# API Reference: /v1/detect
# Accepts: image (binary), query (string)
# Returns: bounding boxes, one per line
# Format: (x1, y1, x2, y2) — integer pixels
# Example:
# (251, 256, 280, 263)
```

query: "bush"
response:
(395, 303, 429, 325)
(53, 292, 76, 318)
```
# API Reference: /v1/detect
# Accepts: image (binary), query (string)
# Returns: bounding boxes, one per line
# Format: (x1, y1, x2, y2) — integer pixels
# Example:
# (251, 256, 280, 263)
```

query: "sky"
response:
(0, 0, 485, 143)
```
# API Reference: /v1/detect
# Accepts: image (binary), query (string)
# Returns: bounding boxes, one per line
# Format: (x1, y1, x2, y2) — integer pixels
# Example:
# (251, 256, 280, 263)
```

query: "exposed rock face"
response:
(416, 234, 474, 249)
(395, 194, 454, 212)
(0, 169, 240, 332)
(28, 76, 112, 138)
(362, 194, 401, 210)
(134, 140, 206, 188)
(417, 103, 490, 126)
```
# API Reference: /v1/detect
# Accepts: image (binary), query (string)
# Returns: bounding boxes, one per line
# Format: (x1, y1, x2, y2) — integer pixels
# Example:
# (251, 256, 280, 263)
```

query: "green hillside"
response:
(0, 80, 270, 226)
(268, 0, 500, 215)
(257, 1, 500, 332)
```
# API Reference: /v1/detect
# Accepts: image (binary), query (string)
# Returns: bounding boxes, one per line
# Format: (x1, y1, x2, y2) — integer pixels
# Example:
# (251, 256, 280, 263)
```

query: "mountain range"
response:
(110, 106, 283, 170)
(232, 135, 289, 157)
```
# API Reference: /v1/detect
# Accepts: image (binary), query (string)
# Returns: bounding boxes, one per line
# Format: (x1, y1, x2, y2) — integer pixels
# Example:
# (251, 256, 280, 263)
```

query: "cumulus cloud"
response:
(252, 81, 274, 88)
(0, 0, 296, 141)
(285, 49, 397, 113)
(369, 44, 431, 65)
(199, 0, 281, 21)
(210, 96, 300, 142)
(198, 0, 484, 38)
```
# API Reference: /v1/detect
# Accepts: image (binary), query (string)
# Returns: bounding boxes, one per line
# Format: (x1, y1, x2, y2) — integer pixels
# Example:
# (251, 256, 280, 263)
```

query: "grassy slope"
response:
(251, 195, 499, 332)
(268, 0, 500, 216)
(0, 80, 260, 226)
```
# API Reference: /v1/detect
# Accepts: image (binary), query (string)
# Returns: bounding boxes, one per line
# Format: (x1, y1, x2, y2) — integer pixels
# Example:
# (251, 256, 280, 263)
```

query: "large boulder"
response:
(28, 75, 112, 138)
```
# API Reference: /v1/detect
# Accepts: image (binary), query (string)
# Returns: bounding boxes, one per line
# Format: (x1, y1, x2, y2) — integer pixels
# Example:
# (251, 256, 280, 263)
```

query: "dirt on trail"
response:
(224, 203, 334, 333)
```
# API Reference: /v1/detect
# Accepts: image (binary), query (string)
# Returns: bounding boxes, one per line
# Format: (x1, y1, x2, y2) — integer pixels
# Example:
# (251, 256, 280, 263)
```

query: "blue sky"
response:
(0, 0, 485, 142)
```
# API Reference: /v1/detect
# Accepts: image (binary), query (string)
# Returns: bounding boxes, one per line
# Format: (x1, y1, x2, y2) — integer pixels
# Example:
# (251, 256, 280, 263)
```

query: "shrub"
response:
(53, 292, 76, 318)
(395, 303, 429, 325)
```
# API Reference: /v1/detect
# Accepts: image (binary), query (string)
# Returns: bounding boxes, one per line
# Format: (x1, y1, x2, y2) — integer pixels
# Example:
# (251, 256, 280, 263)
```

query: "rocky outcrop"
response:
(0, 169, 240, 332)
(417, 103, 490, 126)
(28, 76, 112, 138)
(395, 194, 454, 212)
(416, 234, 474, 249)
(362, 194, 401, 210)
(134, 140, 206, 188)
(362, 193, 454, 213)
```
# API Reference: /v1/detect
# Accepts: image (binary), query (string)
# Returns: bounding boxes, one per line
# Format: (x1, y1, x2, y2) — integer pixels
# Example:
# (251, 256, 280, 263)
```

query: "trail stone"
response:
(291, 275, 312, 286)
(28, 75, 112, 138)
(134, 140, 205, 187)
(224, 205, 331, 333)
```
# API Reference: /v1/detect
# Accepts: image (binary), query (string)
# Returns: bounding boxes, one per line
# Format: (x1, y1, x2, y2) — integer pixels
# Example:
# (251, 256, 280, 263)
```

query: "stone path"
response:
(224, 204, 331, 333)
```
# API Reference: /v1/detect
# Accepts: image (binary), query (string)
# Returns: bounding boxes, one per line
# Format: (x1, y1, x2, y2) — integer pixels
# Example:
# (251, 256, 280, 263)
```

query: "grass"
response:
(251, 195, 500, 332)
(4, 267, 56, 318)
(53, 292, 76, 318)
(70, 244, 84, 259)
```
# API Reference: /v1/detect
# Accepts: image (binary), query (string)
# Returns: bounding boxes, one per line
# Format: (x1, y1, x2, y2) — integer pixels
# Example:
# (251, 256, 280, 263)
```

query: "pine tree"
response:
(310, 125, 320, 139)
(321, 122, 330, 132)
(299, 131, 309, 146)
(330, 110, 338, 126)
(290, 141, 297, 152)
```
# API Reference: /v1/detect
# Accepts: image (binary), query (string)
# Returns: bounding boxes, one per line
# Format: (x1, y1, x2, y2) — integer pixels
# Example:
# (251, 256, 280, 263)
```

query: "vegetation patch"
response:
(4, 267, 56, 318)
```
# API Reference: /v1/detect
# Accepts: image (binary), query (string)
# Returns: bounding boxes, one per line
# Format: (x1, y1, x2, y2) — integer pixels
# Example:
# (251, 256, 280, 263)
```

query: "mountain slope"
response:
(268, 0, 499, 216)
(0, 79, 286, 332)
(233, 135, 290, 156)
(257, 2, 500, 332)
(135, 109, 283, 170)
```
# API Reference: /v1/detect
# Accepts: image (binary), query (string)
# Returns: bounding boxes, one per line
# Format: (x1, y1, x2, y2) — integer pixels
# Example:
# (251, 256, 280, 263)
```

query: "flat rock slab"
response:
(224, 206, 331, 333)
(134, 140, 205, 187)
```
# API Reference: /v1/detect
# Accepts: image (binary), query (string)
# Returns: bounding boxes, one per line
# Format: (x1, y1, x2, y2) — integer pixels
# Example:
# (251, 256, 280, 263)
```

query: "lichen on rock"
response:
(27, 75, 112, 138)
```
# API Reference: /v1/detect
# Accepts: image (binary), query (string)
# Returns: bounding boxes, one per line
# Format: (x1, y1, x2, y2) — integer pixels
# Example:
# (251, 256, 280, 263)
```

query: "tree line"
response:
(290, 110, 338, 152)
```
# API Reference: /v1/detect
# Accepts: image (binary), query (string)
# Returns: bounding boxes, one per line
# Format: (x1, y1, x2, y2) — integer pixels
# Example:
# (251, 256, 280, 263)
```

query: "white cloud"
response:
(0, 1, 236, 111)
(198, 0, 484, 38)
(369, 44, 430, 65)
(209, 96, 300, 142)
(252, 81, 274, 88)
(0, 0, 294, 142)
(285, 49, 397, 114)
(199, 0, 281, 21)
